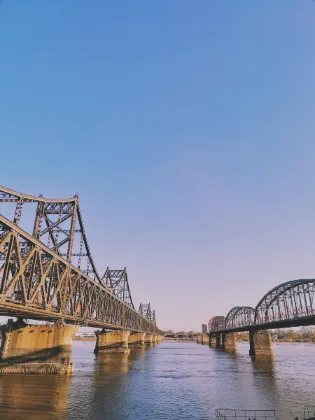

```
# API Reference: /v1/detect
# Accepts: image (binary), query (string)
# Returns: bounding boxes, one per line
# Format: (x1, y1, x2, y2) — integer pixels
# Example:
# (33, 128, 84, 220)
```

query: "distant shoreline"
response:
(163, 337, 315, 344)
(74, 336, 96, 341)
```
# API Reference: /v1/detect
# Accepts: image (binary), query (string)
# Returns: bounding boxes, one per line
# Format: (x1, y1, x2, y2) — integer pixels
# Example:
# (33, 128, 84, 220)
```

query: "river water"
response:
(0, 340, 314, 419)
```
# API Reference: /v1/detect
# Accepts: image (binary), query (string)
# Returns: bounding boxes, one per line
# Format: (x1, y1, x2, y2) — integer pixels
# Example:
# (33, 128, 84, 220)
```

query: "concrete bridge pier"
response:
(201, 334, 209, 345)
(249, 330, 274, 358)
(144, 333, 153, 346)
(94, 330, 130, 354)
(209, 336, 216, 347)
(215, 334, 222, 348)
(128, 332, 146, 348)
(0, 320, 77, 374)
(222, 333, 237, 352)
(197, 334, 202, 344)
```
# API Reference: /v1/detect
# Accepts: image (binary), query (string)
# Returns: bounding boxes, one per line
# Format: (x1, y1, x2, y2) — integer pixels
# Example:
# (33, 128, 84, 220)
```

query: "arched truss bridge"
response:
(0, 186, 160, 334)
(209, 279, 315, 334)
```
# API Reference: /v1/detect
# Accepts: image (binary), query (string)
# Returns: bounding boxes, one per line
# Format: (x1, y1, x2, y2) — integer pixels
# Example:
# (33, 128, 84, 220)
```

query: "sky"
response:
(1, 0, 315, 332)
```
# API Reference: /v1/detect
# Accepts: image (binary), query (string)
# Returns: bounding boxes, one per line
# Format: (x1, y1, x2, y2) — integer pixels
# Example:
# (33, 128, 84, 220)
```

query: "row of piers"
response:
(0, 320, 163, 374)
(195, 331, 274, 358)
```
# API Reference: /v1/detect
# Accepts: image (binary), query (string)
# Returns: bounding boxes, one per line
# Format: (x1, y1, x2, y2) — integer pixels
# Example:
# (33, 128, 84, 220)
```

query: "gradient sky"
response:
(1, 1, 315, 332)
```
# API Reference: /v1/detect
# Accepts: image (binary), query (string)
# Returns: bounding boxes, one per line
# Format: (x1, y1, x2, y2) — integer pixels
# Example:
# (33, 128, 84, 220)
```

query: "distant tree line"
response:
(235, 329, 315, 343)
(163, 328, 315, 343)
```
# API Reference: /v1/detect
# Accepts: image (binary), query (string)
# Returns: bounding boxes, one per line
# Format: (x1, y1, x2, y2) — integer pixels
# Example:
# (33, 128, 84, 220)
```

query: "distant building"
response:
(202, 324, 207, 334)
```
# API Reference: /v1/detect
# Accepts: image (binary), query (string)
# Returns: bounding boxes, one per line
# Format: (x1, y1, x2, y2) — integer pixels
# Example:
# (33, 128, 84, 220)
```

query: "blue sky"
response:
(1, 0, 315, 331)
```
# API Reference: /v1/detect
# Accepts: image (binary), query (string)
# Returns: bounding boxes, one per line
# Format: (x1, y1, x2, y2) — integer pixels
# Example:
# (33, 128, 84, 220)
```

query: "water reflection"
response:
(249, 353, 282, 414)
(250, 355, 275, 375)
(94, 348, 147, 374)
(95, 353, 130, 374)
(0, 374, 71, 420)
(0, 342, 315, 419)
(84, 348, 147, 419)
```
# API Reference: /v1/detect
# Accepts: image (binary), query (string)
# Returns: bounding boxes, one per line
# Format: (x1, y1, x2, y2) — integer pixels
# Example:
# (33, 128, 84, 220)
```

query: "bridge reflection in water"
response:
(0, 374, 72, 419)
(0, 342, 154, 419)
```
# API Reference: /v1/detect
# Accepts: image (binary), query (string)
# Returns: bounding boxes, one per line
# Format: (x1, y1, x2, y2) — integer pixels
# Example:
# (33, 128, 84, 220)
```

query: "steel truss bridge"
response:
(0, 186, 160, 335)
(209, 279, 315, 335)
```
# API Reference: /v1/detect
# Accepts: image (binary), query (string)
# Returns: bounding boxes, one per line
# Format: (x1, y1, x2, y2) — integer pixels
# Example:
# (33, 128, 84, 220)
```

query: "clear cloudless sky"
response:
(1, 0, 315, 332)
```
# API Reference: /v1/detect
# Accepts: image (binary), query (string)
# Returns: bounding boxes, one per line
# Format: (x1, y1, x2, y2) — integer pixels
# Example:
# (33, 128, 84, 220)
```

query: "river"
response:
(0, 340, 314, 419)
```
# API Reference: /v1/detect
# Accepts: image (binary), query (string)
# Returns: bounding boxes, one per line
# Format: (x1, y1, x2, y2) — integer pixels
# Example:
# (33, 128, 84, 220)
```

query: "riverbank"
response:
(73, 336, 95, 341)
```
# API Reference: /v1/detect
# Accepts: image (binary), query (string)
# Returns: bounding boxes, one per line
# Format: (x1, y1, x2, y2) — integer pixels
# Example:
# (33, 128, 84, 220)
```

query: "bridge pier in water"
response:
(201, 334, 209, 345)
(216, 334, 222, 348)
(94, 330, 130, 354)
(128, 332, 146, 348)
(197, 334, 202, 344)
(144, 333, 153, 346)
(249, 330, 274, 358)
(209, 336, 216, 347)
(0, 320, 77, 374)
(222, 333, 237, 352)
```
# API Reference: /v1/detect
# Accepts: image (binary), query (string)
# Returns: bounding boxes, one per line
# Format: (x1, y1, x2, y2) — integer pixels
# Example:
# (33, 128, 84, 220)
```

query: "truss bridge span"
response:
(0, 185, 160, 335)
(205, 279, 315, 357)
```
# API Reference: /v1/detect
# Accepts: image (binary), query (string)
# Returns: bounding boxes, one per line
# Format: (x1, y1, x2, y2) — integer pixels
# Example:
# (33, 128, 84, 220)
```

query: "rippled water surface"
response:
(0, 340, 314, 419)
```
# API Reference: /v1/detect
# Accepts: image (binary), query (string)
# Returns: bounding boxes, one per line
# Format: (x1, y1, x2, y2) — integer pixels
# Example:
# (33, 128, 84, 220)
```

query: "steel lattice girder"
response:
(208, 279, 315, 334)
(138, 303, 156, 324)
(0, 185, 99, 281)
(0, 186, 160, 334)
(209, 316, 225, 332)
(225, 306, 255, 329)
(255, 279, 315, 324)
(100, 268, 135, 309)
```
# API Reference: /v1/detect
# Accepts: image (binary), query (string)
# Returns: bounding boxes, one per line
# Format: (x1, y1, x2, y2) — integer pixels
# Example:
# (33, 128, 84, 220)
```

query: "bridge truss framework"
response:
(209, 279, 315, 334)
(0, 186, 160, 335)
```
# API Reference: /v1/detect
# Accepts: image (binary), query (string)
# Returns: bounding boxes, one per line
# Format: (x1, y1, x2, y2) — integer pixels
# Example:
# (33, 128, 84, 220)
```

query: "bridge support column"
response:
(209, 336, 216, 347)
(215, 334, 222, 348)
(128, 332, 146, 348)
(197, 335, 202, 344)
(144, 334, 153, 346)
(94, 330, 130, 354)
(0, 321, 77, 374)
(193, 335, 197, 342)
(222, 333, 237, 352)
(201, 334, 209, 345)
(249, 330, 274, 358)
